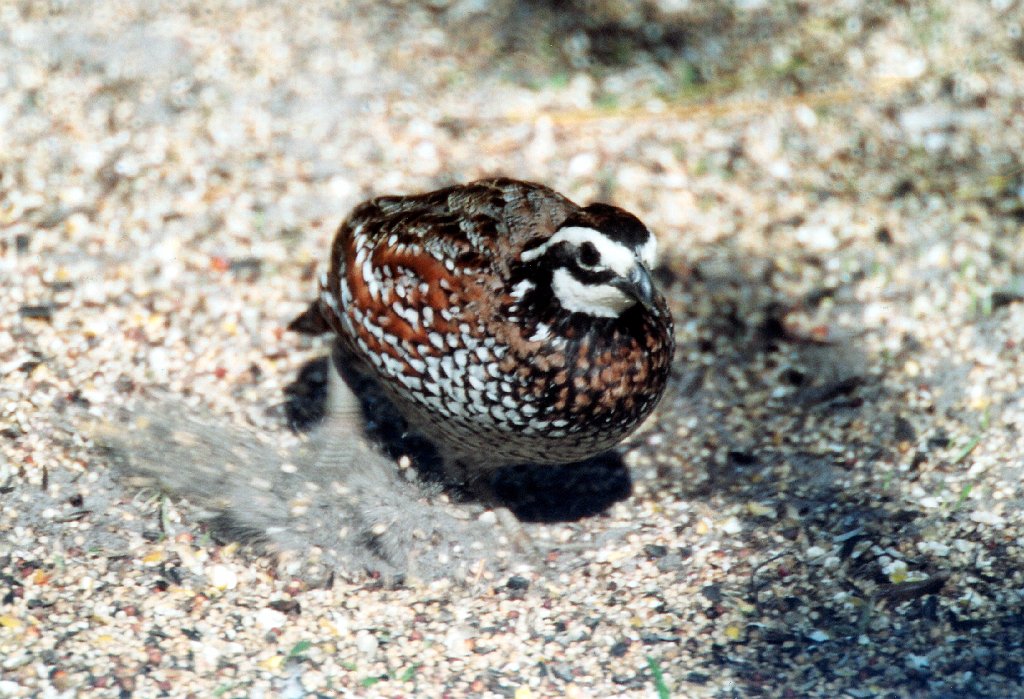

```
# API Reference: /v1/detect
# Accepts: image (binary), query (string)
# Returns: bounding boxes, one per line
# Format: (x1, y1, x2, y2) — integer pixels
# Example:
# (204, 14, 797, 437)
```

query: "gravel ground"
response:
(3, 1, 1024, 697)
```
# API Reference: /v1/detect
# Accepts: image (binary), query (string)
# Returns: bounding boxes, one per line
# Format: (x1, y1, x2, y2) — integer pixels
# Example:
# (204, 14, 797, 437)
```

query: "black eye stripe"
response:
(579, 241, 600, 267)
(515, 240, 616, 287)
(570, 265, 616, 285)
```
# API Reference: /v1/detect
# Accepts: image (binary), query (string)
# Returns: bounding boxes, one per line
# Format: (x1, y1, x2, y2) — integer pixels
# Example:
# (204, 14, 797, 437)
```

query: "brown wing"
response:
(363, 178, 576, 270)
(315, 179, 577, 361)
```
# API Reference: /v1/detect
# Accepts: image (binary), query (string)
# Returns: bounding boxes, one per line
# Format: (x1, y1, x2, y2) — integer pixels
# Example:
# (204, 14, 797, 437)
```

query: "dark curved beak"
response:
(613, 264, 657, 312)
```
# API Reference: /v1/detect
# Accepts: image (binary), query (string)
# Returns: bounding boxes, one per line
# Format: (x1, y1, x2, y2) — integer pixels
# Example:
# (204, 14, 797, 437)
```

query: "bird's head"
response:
(517, 203, 659, 319)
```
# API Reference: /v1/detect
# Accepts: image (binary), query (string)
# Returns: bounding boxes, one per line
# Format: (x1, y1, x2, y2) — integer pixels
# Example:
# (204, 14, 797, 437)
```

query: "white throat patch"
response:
(551, 268, 634, 317)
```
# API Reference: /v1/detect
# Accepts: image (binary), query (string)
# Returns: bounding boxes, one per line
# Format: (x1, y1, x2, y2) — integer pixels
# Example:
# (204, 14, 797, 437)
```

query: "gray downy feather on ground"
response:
(86, 363, 521, 584)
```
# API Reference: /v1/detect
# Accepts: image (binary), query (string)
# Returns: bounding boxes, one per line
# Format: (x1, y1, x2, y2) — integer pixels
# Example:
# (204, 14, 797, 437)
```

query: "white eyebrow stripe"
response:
(520, 226, 638, 276)
(639, 234, 658, 268)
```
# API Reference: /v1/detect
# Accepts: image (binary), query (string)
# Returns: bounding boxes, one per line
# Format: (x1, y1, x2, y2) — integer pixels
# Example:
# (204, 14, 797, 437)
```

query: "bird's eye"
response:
(578, 241, 600, 268)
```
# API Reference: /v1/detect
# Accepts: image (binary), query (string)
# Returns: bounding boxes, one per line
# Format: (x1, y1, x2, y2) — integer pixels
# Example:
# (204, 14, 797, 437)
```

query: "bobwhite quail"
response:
(291, 178, 674, 472)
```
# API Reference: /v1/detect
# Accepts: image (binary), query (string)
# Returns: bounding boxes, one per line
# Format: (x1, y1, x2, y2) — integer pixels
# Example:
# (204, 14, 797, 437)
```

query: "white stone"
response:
(255, 607, 287, 631)
(355, 631, 379, 656)
(208, 564, 238, 590)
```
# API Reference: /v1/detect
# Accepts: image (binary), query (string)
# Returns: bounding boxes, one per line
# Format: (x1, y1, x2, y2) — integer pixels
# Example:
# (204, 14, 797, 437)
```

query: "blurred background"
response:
(5, 0, 1020, 261)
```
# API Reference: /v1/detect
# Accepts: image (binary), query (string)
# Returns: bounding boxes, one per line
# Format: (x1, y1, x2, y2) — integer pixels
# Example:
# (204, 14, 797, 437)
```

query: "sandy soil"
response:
(2, 1, 1024, 696)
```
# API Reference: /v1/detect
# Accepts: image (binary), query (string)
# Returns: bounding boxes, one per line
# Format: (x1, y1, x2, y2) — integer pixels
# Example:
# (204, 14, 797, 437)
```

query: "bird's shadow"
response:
(282, 344, 631, 523)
